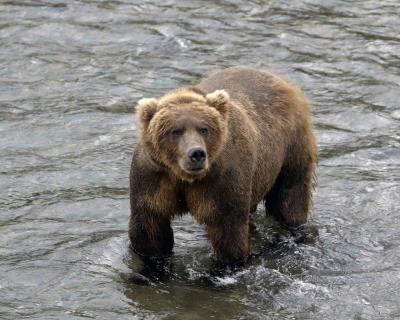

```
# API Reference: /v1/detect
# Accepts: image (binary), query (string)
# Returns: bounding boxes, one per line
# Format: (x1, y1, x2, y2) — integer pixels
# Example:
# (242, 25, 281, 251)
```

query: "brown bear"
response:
(129, 67, 317, 264)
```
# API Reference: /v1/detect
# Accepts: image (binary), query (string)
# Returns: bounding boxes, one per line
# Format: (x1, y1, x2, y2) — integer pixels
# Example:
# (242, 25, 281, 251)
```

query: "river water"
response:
(1, 0, 400, 319)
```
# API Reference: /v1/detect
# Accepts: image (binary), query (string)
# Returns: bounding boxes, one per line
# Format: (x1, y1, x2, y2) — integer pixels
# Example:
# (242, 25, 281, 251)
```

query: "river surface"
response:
(1, 0, 400, 319)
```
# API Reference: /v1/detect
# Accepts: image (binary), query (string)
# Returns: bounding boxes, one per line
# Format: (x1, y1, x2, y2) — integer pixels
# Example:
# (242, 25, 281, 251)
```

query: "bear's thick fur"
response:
(129, 67, 317, 263)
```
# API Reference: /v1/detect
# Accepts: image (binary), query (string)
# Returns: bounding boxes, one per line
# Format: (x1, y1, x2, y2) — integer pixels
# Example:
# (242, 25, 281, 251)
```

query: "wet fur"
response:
(129, 67, 318, 263)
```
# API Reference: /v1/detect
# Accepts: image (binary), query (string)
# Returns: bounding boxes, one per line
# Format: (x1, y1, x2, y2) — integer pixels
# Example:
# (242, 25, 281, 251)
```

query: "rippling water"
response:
(1, 0, 400, 319)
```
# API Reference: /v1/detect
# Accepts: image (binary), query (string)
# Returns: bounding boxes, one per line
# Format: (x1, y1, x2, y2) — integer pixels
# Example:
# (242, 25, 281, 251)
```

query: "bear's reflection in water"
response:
(122, 212, 319, 320)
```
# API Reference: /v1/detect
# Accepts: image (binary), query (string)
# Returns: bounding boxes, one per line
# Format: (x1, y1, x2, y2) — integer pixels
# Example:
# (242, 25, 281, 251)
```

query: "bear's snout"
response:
(187, 148, 206, 170)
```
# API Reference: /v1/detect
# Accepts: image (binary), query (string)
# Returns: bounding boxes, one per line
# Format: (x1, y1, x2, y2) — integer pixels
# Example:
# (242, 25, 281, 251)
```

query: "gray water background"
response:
(1, 0, 400, 319)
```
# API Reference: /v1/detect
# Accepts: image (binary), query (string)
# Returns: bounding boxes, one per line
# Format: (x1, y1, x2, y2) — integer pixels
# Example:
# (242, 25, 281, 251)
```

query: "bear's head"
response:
(136, 88, 230, 182)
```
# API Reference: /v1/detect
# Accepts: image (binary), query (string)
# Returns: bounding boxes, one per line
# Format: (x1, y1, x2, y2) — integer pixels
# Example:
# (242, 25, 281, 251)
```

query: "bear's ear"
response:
(206, 90, 230, 117)
(136, 98, 159, 125)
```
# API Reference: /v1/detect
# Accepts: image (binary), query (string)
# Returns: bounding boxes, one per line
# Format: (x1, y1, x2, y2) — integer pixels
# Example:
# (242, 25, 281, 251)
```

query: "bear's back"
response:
(197, 66, 277, 103)
(196, 66, 308, 125)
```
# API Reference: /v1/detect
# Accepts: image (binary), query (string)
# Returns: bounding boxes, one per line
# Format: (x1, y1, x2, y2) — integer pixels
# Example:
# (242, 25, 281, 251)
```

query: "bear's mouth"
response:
(178, 158, 208, 177)
(183, 163, 208, 175)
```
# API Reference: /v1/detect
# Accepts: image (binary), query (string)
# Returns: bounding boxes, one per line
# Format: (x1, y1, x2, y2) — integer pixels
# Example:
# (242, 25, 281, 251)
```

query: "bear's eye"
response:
(171, 128, 184, 138)
(198, 127, 209, 136)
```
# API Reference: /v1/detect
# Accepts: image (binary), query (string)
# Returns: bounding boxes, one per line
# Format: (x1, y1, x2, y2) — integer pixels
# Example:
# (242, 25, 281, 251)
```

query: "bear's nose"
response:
(188, 148, 206, 164)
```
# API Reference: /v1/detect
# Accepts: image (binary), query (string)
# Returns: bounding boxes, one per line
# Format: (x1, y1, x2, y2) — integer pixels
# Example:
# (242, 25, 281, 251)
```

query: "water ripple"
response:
(1, 0, 399, 319)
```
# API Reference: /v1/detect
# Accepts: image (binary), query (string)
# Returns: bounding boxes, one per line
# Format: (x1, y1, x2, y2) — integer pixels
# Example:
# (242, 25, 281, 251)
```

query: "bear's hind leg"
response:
(265, 160, 315, 227)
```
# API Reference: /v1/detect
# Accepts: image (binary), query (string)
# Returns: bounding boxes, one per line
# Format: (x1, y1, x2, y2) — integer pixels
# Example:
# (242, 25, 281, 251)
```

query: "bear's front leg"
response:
(129, 209, 174, 258)
(129, 150, 177, 258)
(206, 211, 251, 264)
